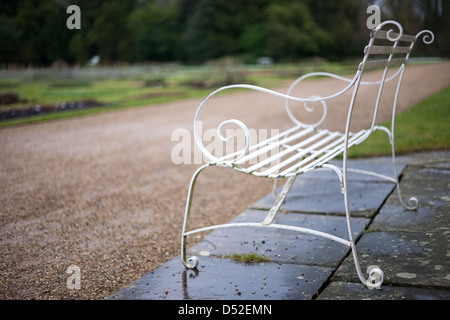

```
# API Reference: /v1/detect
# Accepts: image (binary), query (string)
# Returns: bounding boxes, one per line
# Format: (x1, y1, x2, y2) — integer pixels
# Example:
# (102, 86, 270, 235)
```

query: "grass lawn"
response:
(0, 78, 215, 127)
(348, 85, 450, 157)
(225, 252, 271, 263)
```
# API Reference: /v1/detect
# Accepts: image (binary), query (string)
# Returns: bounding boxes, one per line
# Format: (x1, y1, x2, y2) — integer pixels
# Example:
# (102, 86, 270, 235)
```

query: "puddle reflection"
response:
(182, 268, 199, 299)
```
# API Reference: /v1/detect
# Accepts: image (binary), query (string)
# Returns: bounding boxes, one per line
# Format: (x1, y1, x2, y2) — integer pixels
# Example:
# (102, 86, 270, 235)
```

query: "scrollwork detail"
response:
(217, 119, 251, 162)
(403, 196, 419, 211)
(286, 95, 328, 128)
(184, 256, 198, 269)
(374, 20, 404, 42)
(366, 265, 384, 289)
(416, 30, 434, 45)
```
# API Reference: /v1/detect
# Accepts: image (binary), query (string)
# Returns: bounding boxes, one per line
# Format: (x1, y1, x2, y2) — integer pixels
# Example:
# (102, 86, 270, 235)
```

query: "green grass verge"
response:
(226, 252, 271, 263)
(0, 79, 214, 127)
(348, 85, 450, 158)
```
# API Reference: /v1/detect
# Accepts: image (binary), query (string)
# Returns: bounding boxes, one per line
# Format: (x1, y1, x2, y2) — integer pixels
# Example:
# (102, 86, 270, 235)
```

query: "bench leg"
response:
(263, 176, 296, 226)
(374, 125, 419, 210)
(336, 161, 385, 289)
(181, 164, 210, 269)
(182, 162, 386, 288)
(390, 143, 418, 210)
(345, 193, 384, 289)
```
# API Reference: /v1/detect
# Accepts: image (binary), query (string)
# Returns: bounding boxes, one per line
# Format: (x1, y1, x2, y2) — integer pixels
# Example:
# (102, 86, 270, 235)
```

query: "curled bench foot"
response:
(365, 265, 384, 289)
(182, 256, 199, 269)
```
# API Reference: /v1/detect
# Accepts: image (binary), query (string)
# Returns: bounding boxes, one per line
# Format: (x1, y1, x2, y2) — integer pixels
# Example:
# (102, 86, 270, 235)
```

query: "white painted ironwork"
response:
(181, 21, 434, 289)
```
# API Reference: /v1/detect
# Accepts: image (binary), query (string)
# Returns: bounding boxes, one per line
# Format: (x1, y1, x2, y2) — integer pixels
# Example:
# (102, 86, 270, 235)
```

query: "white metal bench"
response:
(181, 21, 434, 289)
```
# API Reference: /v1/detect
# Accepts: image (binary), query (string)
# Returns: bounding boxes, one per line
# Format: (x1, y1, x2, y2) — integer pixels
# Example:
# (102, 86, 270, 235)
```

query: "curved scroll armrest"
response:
(289, 71, 357, 88)
(287, 67, 401, 90)
(196, 72, 359, 121)
(286, 71, 360, 102)
(194, 77, 359, 128)
(285, 71, 360, 127)
(193, 74, 360, 162)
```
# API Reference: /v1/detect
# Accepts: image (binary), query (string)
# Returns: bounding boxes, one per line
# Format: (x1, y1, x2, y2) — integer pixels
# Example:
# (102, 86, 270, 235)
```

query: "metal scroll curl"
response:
(366, 265, 384, 290)
(370, 20, 404, 42)
(285, 95, 328, 128)
(415, 30, 434, 45)
(217, 119, 251, 162)
(193, 117, 251, 163)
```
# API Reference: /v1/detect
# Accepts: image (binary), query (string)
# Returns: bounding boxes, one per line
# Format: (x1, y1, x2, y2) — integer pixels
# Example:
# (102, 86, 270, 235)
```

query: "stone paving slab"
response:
(320, 153, 450, 300)
(308, 157, 407, 182)
(188, 209, 369, 267)
(371, 164, 450, 234)
(318, 281, 450, 300)
(253, 180, 395, 218)
(371, 198, 449, 233)
(252, 157, 405, 218)
(405, 166, 450, 181)
(332, 230, 450, 288)
(395, 151, 450, 169)
(110, 256, 333, 300)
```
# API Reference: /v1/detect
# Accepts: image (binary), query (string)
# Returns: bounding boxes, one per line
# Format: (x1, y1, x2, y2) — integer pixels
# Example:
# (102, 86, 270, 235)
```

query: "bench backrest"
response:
(352, 20, 434, 132)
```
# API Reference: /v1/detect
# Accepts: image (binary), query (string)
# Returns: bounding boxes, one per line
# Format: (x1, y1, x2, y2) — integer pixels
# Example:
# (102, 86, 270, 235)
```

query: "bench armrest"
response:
(193, 73, 360, 162)
(285, 71, 360, 127)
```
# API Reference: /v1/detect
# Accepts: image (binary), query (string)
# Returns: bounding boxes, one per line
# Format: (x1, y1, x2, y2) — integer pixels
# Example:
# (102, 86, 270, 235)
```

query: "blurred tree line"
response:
(0, 0, 448, 66)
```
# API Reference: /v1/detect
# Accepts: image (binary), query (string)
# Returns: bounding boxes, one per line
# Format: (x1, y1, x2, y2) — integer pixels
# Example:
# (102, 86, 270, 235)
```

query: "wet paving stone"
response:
(254, 181, 395, 217)
(371, 198, 449, 233)
(110, 256, 333, 300)
(327, 159, 450, 298)
(318, 281, 450, 300)
(332, 231, 450, 288)
(188, 209, 369, 267)
(393, 170, 450, 202)
(253, 180, 395, 218)
(252, 157, 404, 218)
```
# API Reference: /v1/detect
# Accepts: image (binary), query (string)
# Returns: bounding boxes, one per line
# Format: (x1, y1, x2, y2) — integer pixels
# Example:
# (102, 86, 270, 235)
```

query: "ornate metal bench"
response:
(181, 21, 434, 289)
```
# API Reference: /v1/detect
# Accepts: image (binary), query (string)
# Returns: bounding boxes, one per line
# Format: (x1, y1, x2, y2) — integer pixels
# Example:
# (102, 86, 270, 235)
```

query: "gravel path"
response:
(1, 62, 449, 299)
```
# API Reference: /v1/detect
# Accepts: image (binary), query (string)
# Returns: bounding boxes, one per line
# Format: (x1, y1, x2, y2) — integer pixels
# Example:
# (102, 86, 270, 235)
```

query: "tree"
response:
(86, 0, 137, 62)
(181, 0, 270, 63)
(128, 2, 180, 61)
(238, 23, 267, 58)
(10, 0, 60, 64)
(305, 0, 363, 57)
(1, 0, 446, 66)
(264, 1, 334, 60)
(0, 16, 22, 64)
(38, 8, 74, 64)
